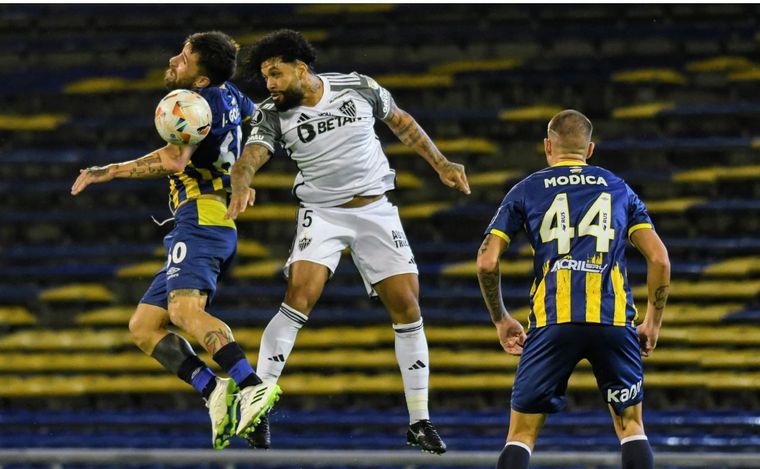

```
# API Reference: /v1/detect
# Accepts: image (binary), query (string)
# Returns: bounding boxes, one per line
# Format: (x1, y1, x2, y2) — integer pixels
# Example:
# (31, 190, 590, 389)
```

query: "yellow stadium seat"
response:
(653, 303, 743, 323)
(64, 68, 165, 93)
(375, 73, 454, 88)
(633, 280, 760, 300)
(384, 138, 497, 155)
(612, 102, 675, 119)
(295, 4, 395, 14)
(643, 197, 705, 214)
(499, 105, 563, 122)
(75, 306, 134, 325)
(398, 202, 451, 219)
(674, 165, 760, 183)
(236, 204, 299, 221)
(467, 170, 523, 187)
(40, 284, 114, 303)
(236, 239, 270, 258)
(0, 329, 131, 350)
(686, 56, 757, 73)
(728, 69, 760, 81)
(232, 260, 284, 278)
(117, 261, 163, 278)
(611, 69, 687, 84)
(0, 306, 37, 326)
(441, 259, 534, 277)
(394, 171, 423, 189)
(236, 30, 329, 46)
(0, 114, 69, 131)
(703, 257, 760, 277)
(429, 58, 522, 74)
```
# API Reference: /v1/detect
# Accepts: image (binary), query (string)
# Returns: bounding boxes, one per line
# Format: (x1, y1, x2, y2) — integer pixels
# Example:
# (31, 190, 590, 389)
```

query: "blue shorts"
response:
(511, 323, 644, 416)
(140, 198, 236, 309)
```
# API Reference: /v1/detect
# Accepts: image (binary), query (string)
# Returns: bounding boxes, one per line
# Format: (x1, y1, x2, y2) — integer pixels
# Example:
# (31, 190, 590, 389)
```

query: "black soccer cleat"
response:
(406, 419, 447, 454)
(245, 412, 270, 449)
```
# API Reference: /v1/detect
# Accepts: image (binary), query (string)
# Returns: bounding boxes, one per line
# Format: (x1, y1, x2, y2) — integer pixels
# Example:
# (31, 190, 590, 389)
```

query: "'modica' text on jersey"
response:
(485, 161, 654, 329)
(168, 82, 255, 210)
(246, 72, 396, 207)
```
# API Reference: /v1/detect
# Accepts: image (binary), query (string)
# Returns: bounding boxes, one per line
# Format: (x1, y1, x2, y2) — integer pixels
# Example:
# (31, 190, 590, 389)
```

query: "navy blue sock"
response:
(496, 442, 531, 469)
(177, 355, 215, 398)
(621, 436, 654, 469)
(213, 342, 262, 389)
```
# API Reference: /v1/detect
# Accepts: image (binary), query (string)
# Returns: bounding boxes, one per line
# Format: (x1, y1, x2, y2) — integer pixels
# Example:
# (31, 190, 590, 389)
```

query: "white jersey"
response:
(246, 72, 396, 207)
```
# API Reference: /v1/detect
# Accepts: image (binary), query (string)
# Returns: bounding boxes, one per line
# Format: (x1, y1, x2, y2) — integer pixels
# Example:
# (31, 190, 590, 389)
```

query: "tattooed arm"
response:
(630, 228, 671, 357)
(224, 143, 272, 219)
(477, 234, 526, 355)
(382, 102, 470, 195)
(71, 144, 194, 195)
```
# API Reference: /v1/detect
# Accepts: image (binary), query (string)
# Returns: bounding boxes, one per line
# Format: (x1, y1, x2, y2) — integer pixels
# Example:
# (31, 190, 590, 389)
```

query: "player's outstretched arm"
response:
(630, 228, 670, 357)
(70, 144, 194, 195)
(225, 143, 271, 220)
(382, 102, 470, 195)
(477, 234, 526, 355)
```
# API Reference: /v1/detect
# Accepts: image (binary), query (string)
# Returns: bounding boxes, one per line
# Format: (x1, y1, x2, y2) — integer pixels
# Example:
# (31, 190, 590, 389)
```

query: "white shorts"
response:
(284, 196, 419, 296)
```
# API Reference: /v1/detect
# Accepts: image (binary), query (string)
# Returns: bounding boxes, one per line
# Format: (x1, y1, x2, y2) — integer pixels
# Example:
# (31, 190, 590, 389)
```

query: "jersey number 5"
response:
(540, 192, 616, 254)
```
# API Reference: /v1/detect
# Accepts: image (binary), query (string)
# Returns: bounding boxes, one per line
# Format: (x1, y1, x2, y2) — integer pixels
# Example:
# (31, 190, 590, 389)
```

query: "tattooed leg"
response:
(167, 289, 235, 355)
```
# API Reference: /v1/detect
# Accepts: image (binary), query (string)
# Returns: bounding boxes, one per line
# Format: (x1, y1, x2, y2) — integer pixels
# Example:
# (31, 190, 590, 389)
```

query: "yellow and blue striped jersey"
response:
(168, 82, 255, 211)
(485, 161, 653, 329)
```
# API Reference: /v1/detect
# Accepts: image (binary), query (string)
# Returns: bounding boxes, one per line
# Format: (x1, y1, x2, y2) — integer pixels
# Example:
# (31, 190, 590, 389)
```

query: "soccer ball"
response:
(154, 89, 212, 145)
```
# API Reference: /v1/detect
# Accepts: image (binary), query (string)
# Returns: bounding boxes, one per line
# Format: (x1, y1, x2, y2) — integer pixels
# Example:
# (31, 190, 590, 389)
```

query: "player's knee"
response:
(388, 303, 421, 323)
(284, 283, 321, 314)
(129, 314, 154, 351)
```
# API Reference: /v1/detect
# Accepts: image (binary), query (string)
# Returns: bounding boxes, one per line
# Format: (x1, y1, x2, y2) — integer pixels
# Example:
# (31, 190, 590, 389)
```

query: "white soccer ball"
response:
(154, 89, 212, 145)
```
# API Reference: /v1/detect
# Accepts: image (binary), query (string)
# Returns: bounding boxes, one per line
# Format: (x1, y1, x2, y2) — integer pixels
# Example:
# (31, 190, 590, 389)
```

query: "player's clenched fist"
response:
(438, 161, 471, 195)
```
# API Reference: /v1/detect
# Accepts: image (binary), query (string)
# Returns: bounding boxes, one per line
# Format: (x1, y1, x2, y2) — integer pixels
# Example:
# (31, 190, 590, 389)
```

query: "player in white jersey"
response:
(225, 29, 470, 453)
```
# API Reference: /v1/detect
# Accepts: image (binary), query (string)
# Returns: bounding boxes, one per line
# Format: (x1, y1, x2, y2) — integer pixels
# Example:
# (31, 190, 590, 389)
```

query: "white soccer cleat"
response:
(235, 382, 282, 437)
(206, 377, 239, 450)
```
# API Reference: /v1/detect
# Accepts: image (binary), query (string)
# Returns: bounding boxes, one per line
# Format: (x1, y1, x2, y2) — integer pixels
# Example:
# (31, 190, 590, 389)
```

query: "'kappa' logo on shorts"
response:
(607, 380, 642, 404)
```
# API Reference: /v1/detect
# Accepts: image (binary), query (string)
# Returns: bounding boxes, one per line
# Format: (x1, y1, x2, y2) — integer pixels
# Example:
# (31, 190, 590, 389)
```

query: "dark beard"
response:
(274, 89, 304, 112)
(164, 70, 194, 91)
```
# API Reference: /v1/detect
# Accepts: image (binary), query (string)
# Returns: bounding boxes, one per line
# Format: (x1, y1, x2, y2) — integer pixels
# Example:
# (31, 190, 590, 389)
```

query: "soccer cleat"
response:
(235, 382, 282, 437)
(244, 411, 271, 449)
(205, 377, 239, 450)
(406, 419, 447, 454)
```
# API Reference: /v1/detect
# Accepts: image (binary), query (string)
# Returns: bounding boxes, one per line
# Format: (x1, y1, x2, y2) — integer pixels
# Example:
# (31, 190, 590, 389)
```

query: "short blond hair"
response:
(547, 110, 593, 155)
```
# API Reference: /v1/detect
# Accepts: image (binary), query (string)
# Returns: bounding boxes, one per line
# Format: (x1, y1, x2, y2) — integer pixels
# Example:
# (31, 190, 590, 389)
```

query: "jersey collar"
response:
(551, 160, 588, 167)
(315, 75, 330, 108)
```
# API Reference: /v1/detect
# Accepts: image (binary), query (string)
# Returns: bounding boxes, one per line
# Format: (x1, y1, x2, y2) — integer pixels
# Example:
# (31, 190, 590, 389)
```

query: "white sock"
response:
(256, 303, 307, 383)
(393, 318, 430, 423)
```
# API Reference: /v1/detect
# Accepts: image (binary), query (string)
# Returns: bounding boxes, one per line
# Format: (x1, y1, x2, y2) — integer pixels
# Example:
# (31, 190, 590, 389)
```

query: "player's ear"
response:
(585, 141, 595, 160)
(193, 75, 211, 89)
(295, 60, 307, 80)
(544, 138, 552, 156)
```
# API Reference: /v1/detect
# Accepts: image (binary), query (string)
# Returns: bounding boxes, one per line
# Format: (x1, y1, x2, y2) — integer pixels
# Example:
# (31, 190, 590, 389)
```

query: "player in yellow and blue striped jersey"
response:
(71, 31, 280, 449)
(477, 110, 670, 469)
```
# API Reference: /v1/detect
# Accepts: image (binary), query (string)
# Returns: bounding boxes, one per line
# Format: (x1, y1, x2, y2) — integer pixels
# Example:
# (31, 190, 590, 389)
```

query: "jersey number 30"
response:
(540, 192, 616, 254)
